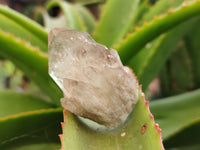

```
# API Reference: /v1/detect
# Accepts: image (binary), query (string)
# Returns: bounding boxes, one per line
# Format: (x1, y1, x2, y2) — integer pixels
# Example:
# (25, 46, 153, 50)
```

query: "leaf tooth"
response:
(0, 29, 48, 59)
(126, 32, 132, 37)
(59, 110, 66, 150)
(167, 8, 174, 14)
(143, 22, 149, 26)
(134, 26, 140, 31)
(116, 37, 128, 48)
(153, 15, 158, 20)
(1, 29, 35, 50)
(58, 134, 63, 150)
(181, 2, 187, 7)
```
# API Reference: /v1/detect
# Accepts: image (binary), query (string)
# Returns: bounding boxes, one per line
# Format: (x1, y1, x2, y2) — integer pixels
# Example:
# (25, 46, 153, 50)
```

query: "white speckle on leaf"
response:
(121, 132, 126, 137)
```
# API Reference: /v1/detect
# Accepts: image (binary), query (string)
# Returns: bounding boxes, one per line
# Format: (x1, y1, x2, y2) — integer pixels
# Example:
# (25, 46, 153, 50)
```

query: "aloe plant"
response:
(0, 0, 200, 149)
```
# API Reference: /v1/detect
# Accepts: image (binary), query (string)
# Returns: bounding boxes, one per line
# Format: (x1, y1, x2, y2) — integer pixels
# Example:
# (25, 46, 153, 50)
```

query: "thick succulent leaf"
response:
(93, 0, 140, 47)
(0, 90, 63, 147)
(32, 7, 44, 25)
(130, 0, 150, 27)
(1, 112, 61, 150)
(46, 0, 86, 31)
(141, 0, 185, 22)
(164, 119, 200, 149)
(2, 142, 60, 150)
(0, 5, 47, 51)
(0, 14, 47, 52)
(150, 89, 200, 144)
(167, 144, 200, 150)
(75, 4, 96, 34)
(128, 16, 199, 91)
(185, 22, 200, 88)
(127, 0, 194, 91)
(60, 89, 164, 150)
(75, 0, 105, 5)
(0, 30, 62, 105)
(160, 40, 195, 96)
(43, 12, 67, 31)
(0, 90, 54, 117)
(0, 108, 62, 147)
(0, 60, 15, 89)
(116, 1, 200, 64)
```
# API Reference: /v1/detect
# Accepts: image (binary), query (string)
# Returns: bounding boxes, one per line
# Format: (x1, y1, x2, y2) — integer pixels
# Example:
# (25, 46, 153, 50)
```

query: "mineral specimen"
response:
(48, 28, 139, 129)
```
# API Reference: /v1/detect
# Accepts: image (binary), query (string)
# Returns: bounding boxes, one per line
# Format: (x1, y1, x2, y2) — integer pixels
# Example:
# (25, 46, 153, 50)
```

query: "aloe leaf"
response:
(116, 1, 200, 64)
(131, 0, 150, 27)
(75, 0, 105, 5)
(0, 91, 62, 150)
(128, 16, 199, 91)
(141, 0, 185, 22)
(0, 30, 62, 105)
(0, 90, 54, 117)
(0, 13, 47, 52)
(0, 5, 47, 45)
(93, 0, 140, 47)
(75, 4, 96, 34)
(160, 41, 194, 96)
(46, 0, 86, 31)
(61, 89, 164, 150)
(185, 22, 200, 88)
(0, 111, 61, 150)
(1, 142, 60, 150)
(0, 90, 63, 146)
(0, 108, 62, 148)
(164, 119, 200, 149)
(171, 145, 200, 150)
(150, 89, 200, 142)
(43, 12, 67, 31)
(168, 145, 200, 150)
(32, 6, 44, 25)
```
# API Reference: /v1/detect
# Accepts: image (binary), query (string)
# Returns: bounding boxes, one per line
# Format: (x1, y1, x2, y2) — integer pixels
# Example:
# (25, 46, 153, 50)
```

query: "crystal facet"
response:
(49, 28, 139, 129)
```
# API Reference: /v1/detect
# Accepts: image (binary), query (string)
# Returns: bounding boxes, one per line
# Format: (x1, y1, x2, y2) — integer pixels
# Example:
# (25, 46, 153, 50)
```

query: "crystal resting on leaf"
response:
(48, 28, 139, 129)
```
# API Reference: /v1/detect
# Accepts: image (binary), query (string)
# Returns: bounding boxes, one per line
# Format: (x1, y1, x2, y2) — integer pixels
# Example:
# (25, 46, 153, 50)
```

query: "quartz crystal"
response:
(49, 28, 139, 129)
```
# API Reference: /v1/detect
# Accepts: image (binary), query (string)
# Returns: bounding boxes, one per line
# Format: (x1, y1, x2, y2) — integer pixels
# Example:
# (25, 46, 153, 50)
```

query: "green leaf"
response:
(0, 90, 63, 147)
(43, 12, 67, 31)
(93, 0, 140, 47)
(131, 0, 150, 27)
(169, 145, 200, 150)
(185, 21, 200, 88)
(164, 119, 200, 149)
(0, 30, 62, 105)
(75, 4, 96, 34)
(61, 89, 164, 150)
(116, 1, 200, 64)
(167, 144, 200, 150)
(0, 108, 62, 147)
(141, 0, 185, 22)
(0, 60, 15, 89)
(75, 0, 105, 5)
(1, 142, 60, 150)
(150, 89, 200, 142)
(128, 16, 199, 91)
(0, 90, 54, 118)
(160, 40, 194, 96)
(0, 13, 47, 52)
(46, 0, 86, 31)
(0, 5, 48, 48)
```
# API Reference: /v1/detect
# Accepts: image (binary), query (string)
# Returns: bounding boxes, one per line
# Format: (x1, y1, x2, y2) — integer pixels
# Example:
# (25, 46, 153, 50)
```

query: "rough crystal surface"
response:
(49, 28, 139, 129)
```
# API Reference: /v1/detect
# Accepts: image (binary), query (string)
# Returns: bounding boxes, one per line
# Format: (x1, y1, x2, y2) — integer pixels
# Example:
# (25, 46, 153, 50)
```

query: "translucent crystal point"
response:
(48, 28, 139, 129)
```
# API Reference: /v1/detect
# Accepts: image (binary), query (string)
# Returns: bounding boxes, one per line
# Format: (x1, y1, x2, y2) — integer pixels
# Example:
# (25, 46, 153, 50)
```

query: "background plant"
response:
(0, 0, 200, 149)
